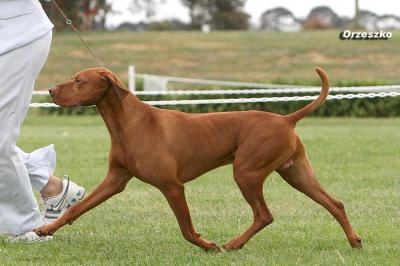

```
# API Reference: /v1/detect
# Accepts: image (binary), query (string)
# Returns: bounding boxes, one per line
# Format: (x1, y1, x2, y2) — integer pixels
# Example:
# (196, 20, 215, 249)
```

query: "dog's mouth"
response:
(50, 94, 80, 108)
(49, 93, 61, 105)
(56, 100, 80, 108)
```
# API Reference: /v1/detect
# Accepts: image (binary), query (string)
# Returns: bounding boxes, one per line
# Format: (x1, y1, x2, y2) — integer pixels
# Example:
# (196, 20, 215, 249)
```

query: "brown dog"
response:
(35, 67, 361, 251)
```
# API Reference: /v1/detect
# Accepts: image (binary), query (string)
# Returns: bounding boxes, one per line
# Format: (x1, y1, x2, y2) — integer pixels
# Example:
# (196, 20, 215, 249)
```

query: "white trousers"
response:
(0, 31, 56, 235)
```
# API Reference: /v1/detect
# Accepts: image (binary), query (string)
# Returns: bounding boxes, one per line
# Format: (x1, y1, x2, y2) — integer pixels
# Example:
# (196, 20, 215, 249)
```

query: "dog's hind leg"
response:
(277, 138, 362, 248)
(160, 182, 221, 252)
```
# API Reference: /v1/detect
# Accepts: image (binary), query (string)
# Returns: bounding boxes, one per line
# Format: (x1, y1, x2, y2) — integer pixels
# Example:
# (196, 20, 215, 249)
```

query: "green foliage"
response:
(212, 11, 250, 30)
(36, 95, 400, 117)
(42, 0, 80, 30)
(147, 20, 189, 31)
(181, 0, 250, 29)
(148, 21, 177, 31)
(147, 94, 400, 117)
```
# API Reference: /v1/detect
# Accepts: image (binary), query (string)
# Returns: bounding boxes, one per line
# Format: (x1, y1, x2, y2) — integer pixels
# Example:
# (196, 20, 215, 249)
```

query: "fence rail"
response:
(32, 85, 400, 97)
(29, 91, 400, 108)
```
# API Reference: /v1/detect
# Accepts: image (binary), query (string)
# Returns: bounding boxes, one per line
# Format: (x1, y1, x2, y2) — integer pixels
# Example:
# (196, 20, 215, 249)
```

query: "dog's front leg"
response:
(35, 170, 131, 236)
(160, 183, 221, 252)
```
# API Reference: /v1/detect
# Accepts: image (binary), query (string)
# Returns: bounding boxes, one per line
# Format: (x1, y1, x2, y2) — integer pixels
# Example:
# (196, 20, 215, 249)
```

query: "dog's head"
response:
(49, 67, 130, 107)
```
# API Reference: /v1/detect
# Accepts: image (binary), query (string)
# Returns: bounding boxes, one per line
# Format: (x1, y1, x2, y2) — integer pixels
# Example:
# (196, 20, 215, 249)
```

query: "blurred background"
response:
(43, 0, 400, 32)
(36, 0, 400, 116)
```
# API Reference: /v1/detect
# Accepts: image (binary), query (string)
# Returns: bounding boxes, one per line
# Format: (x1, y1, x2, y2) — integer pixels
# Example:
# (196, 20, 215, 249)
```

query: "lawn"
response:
(36, 30, 400, 90)
(0, 115, 399, 265)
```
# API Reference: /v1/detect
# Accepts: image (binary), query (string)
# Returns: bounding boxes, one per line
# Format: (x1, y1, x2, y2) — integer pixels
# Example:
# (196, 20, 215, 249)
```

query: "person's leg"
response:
(15, 142, 85, 226)
(0, 31, 52, 235)
(0, 48, 42, 235)
(16, 145, 63, 198)
(40, 176, 63, 199)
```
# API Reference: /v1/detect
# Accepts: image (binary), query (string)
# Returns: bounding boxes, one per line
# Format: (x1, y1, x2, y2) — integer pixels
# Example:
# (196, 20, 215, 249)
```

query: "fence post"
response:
(128, 65, 136, 93)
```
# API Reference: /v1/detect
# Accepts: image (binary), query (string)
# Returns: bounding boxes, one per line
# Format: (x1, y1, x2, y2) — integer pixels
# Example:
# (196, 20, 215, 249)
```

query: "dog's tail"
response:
(285, 67, 329, 125)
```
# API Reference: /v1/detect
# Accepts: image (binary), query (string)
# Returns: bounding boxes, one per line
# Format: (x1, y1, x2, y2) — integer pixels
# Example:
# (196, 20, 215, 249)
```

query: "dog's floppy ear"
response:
(101, 70, 130, 100)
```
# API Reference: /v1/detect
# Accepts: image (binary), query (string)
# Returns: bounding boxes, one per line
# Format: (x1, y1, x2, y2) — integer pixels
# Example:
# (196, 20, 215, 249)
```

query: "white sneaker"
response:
(8, 231, 53, 243)
(42, 175, 85, 224)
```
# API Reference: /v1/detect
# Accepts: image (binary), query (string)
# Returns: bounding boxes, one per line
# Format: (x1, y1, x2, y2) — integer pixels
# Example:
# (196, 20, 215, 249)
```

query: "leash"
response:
(44, 0, 105, 67)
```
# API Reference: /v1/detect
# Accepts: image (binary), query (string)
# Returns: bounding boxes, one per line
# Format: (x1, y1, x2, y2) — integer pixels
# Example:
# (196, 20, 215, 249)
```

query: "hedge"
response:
(37, 91, 400, 117)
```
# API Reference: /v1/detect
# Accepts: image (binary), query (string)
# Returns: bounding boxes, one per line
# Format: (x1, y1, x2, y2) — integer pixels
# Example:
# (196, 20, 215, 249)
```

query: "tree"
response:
(42, 0, 79, 30)
(181, 0, 250, 30)
(303, 6, 344, 29)
(129, 0, 165, 19)
(77, 0, 112, 30)
(181, 0, 209, 29)
(42, 0, 112, 31)
(259, 7, 301, 32)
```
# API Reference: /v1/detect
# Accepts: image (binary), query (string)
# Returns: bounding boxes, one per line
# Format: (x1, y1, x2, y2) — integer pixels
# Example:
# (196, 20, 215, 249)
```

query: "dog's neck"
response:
(96, 88, 149, 144)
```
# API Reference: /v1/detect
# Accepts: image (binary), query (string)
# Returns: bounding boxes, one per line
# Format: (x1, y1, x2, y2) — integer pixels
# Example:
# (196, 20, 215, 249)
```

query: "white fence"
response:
(29, 92, 400, 108)
(30, 66, 400, 108)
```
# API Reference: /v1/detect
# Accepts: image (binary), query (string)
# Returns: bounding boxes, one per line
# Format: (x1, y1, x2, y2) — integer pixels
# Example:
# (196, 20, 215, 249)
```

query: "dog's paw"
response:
(205, 244, 222, 252)
(222, 240, 244, 251)
(203, 241, 222, 252)
(350, 234, 362, 249)
(34, 225, 57, 236)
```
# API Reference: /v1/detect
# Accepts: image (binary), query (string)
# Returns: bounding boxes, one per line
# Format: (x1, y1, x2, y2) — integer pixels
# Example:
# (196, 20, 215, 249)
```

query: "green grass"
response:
(36, 30, 400, 89)
(1, 115, 399, 265)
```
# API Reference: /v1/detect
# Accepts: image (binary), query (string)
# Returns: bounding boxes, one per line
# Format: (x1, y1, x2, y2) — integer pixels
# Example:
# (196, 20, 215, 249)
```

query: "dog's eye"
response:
(75, 79, 81, 83)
